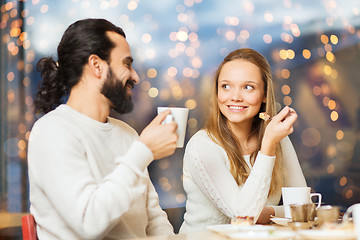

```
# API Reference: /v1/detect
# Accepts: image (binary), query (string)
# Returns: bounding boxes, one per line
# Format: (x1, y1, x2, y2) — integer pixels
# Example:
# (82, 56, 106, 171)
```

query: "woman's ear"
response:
(88, 54, 103, 78)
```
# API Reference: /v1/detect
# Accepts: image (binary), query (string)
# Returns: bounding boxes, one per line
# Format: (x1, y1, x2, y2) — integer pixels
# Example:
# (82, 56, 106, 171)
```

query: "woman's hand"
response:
(256, 206, 275, 224)
(260, 106, 298, 156)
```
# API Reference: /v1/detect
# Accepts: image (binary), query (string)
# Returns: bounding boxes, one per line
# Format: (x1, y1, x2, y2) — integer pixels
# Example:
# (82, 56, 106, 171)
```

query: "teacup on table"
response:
(343, 203, 360, 239)
(290, 203, 316, 222)
(316, 205, 340, 226)
(282, 187, 322, 219)
(288, 203, 316, 230)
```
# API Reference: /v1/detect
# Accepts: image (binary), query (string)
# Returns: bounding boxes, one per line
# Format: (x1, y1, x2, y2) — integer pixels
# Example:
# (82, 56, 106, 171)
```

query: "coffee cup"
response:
(282, 187, 322, 219)
(290, 203, 316, 222)
(157, 107, 189, 148)
(343, 203, 360, 240)
(316, 205, 340, 226)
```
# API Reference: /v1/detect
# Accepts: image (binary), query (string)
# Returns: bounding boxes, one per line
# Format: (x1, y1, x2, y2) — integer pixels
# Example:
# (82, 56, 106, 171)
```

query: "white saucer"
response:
(270, 217, 292, 226)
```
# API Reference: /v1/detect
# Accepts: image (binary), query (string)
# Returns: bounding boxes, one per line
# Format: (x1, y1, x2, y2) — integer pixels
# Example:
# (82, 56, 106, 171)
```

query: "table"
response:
(0, 212, 28, 240)
(0, 212, 28, 229)
(127, 225, 357, 240)
(129, 231, 233, 240)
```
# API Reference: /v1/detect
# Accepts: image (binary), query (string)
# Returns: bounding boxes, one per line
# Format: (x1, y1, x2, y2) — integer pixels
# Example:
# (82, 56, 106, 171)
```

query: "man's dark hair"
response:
(34, 18, 126, 114)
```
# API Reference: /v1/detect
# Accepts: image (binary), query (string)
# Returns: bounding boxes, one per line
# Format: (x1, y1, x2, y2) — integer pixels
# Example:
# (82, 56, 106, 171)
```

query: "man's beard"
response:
(101, 68, 134, 114)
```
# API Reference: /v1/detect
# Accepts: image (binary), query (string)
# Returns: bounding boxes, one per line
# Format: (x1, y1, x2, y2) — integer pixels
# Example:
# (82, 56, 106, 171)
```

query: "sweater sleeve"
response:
(145, 180, 174, 236)
(184, 133, 275, 221)
(271, 136, 307, 217)
(28, 118, 154, 239)
(281, 136, 307, 187)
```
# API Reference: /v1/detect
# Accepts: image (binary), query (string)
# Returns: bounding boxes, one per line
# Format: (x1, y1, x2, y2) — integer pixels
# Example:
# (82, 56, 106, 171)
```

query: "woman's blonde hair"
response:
(205, 48, 284, 195)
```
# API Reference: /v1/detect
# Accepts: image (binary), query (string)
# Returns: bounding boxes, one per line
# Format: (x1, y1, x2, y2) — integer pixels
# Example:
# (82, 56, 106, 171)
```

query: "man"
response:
(28, 18, 177, 239)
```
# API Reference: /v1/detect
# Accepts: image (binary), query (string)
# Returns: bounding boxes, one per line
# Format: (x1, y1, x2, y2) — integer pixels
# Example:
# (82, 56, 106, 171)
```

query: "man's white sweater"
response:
(28, 104, 173, 239)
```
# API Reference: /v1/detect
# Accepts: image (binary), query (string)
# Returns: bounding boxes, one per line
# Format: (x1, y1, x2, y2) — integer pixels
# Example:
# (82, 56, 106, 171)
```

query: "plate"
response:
(207, 224, 275, 234)
(227, 231, 296, 240)
(297, 229, 356, 240)
(270, 217, 291, 226)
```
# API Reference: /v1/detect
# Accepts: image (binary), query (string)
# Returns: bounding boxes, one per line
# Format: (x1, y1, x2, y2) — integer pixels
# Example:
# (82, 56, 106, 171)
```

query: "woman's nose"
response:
(230, 89, 243, 101)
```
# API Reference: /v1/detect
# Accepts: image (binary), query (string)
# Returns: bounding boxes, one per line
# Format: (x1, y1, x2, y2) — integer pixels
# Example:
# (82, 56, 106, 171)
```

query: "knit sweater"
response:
(28, 104, 173, 239)
(179, 130, 307, 233)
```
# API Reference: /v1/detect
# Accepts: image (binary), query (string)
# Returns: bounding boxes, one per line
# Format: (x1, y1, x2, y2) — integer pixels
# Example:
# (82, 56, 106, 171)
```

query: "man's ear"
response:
(88, 54, 103, 78)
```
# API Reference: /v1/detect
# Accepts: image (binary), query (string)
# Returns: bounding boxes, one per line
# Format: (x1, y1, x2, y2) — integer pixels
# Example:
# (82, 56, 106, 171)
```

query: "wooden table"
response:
(127, 225, 357, 240)
(0, 212, 28, 240)
(129, 231, 230, 240)
(0, 212, 28, 229)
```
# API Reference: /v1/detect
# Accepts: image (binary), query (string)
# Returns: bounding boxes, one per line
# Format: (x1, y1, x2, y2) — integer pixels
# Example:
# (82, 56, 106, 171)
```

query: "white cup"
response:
(343, 203, 360, 240)
(282, 187, 322, 219)
(157, 107, 189, 148)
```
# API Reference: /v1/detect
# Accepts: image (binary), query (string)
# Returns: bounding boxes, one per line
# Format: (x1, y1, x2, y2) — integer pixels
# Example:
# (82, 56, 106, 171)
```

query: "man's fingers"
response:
(151, 110, 171, 125)
(169, 121, 178, 131)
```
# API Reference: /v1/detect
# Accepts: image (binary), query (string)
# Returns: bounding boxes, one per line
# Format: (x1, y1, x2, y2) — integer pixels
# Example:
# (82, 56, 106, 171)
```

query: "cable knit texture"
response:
(180, 130, 307, 233)
(28, 104, 173, 240)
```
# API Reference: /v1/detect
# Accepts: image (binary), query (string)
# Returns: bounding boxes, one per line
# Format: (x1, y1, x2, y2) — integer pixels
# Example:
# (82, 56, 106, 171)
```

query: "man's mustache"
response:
(125, 79, 135, 89)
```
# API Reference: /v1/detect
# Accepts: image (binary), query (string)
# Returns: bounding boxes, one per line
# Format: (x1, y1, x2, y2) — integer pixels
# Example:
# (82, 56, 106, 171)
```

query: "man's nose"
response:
(131, 68, 140, 84)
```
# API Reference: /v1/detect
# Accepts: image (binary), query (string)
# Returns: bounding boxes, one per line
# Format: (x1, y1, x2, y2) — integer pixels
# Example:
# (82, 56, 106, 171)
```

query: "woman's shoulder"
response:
(186, 129, 221, 149)
(188, 129, 211, 142)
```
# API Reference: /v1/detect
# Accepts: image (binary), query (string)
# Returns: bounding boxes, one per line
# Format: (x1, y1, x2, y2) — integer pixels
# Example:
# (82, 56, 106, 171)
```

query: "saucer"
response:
(270, 217, 291, 226)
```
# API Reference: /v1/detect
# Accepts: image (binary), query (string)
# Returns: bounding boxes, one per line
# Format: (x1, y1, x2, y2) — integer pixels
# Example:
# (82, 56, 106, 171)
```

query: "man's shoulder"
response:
(29, 106, 78, 144)
(107, 117, 138, 135)
(32, 106, 69, 129)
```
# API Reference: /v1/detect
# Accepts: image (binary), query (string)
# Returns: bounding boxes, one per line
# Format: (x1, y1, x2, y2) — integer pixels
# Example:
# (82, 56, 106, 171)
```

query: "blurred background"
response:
(1, 0, 360, 233)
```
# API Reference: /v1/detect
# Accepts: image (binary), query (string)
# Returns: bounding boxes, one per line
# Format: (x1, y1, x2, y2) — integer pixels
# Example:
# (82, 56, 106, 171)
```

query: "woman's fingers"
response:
(282, 107, 298, 125)
(272, 106, 290, 122)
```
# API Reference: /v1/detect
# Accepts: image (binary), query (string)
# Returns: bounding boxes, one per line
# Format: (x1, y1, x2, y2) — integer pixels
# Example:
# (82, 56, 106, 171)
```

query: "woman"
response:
(180, 48, 307, 233)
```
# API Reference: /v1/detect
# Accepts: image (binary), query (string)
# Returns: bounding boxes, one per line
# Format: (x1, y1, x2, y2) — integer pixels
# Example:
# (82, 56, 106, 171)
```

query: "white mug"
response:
(157, 107, 189, 148)
(282, 187, 322, 219)
(343, 203, 360, 240)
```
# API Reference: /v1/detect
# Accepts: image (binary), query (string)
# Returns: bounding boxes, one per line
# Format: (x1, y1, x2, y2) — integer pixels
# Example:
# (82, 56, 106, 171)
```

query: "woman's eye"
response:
(245, 85, 254, 90)
(222, 84, 230, 89)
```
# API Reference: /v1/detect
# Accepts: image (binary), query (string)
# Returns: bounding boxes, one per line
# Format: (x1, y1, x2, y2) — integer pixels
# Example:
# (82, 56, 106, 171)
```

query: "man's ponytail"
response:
(34, 57, 68, 114)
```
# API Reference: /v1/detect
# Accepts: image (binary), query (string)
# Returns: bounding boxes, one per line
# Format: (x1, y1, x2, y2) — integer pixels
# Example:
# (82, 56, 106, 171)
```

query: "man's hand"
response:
(139, 110, 178, 160)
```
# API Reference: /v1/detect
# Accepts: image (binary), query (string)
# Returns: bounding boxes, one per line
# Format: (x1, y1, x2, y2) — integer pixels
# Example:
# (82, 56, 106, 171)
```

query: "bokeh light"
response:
(1, 0, 360, 216)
